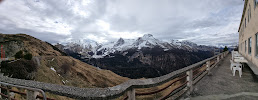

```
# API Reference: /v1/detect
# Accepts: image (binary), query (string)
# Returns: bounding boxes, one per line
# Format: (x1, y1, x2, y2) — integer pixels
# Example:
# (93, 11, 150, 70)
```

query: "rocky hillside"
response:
(87, 47, 213, 78)
(37, 56, 128, 88)
(0, 33, 128, 88)
(0, 33, 66, 57)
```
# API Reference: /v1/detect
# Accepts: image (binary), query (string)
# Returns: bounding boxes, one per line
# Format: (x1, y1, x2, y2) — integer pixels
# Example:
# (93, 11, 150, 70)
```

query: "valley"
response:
(57, 34, 216, 78)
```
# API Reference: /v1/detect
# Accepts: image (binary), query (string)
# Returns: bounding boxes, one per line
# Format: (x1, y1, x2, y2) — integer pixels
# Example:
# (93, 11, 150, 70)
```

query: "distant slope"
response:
(37, 56, 128, 88)
(87, 47, 213, 78)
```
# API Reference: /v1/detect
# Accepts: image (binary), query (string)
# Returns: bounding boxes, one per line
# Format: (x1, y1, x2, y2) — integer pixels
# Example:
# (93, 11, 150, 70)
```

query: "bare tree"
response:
(61, 63, 71, 75)
(72, 60, 76, 66)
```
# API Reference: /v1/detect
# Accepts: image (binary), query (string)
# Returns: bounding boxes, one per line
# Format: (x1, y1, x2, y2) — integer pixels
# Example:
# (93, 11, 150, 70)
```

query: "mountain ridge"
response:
(58, 34, 216, 59)
(57, 34, 216, 78)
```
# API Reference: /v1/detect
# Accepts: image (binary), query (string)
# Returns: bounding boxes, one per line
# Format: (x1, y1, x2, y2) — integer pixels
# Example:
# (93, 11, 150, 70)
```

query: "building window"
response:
(249, 37, 252, 54)
(245, 40, 247, 53)
(256, 33, 258, 56)
(243, 42, 244, 52)
(242, 42, 244, 52)
(248, 9, 250, 22)
(242, 23, 244, 32)
(250, 4, 251, 18)
(243, 23, 244, 31)
(240, 43, 242, 51)
(245, 18, 247, 28)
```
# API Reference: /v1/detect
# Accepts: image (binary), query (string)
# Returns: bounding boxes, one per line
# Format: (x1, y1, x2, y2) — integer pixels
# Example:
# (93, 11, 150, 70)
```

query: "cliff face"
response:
(86, 47, 213, 79)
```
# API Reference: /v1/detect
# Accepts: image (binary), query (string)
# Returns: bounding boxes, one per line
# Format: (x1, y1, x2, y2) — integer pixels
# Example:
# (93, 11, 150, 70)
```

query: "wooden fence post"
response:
(27, 90, 39, 100)
(127, 88, 135, 100)
(186, 69, 193, 93)
(0, 68, 1, 99)
(206, 60, 211, 75)
(217, 56, 220, 63)
(0, 84, 1, 99)
(7, 86, 10, 100)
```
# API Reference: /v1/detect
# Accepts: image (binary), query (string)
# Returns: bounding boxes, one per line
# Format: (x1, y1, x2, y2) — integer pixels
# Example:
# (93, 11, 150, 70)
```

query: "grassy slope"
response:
(0, 33, 63, 57)
(35, 56, 128, 100)
(36, 56, 128, 88)
(0, 33, 129, 99)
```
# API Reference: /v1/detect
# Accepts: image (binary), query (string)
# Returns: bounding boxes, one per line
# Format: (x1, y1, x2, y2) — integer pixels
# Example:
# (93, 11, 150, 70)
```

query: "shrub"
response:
(15, 50, 23, 59)
(0, 59, 37, 79)
(223, 46, 228, 52)
(24, 53, 32, 60)
(72, 60, 76, 66)
(61, 63, 71, 75)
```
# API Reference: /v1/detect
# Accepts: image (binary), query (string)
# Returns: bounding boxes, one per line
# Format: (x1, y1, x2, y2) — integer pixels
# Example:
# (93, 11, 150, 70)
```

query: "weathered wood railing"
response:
(0, 81, 48, 100)
(0, 51, 229, 100)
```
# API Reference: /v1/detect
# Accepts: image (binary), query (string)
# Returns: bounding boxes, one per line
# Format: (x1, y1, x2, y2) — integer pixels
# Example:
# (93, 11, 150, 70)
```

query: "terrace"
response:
(189, 53, 258, 100)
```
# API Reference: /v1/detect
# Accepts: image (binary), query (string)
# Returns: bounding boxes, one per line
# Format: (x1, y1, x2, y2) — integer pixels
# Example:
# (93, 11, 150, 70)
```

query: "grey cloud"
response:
(0, 27, 69, 43)
(0, 0, 244, 46)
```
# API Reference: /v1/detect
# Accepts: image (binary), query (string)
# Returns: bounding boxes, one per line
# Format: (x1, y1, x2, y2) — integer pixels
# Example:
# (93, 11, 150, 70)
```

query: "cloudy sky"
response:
(0, 0, 244, 46)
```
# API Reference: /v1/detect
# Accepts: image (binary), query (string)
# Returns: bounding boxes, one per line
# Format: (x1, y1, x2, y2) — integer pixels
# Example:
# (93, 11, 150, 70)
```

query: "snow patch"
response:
(97, 67, 102, 70)
(50, 67, 56, 72)
(164, 49, 169, 51)
(92, 55, 104, 58)
(62, 80, 69, 84)
(62, 80, 66, 84)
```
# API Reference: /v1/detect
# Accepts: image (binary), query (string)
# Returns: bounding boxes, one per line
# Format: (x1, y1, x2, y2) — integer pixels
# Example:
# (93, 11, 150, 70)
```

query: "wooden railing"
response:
(0, 81, 48, 100)
(0, 51, 229, 100)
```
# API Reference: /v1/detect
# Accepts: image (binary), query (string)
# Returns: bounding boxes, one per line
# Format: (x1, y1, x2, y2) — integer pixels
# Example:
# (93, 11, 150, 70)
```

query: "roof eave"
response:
(238, 0, 249, 32)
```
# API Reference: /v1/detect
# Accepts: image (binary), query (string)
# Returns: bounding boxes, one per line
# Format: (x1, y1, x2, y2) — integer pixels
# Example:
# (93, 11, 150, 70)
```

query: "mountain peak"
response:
(61, 34, 211, 58)
(114, 37, 125, 47)
(118, 37, 124, 41)
(142, 34, 154, 38)
(180, 40, 198, 47)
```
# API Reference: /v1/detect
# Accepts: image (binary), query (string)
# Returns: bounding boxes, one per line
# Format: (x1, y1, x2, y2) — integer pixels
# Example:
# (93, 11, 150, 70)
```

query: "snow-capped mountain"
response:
(65, 39, 100, 51)
(60, 39, 101, 58)
(133, 34, 165, 49)
(97, 34, 170, 56)
(55, 34, 216, 78)
(57, 34, 215, 59)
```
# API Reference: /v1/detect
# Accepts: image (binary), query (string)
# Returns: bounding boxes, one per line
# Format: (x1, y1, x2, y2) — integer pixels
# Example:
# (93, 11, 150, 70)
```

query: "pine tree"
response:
(223, 46, 228, 52)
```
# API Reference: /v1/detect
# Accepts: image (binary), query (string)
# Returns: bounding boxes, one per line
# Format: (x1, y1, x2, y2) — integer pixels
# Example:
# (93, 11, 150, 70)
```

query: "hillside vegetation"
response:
(37, 56, 128, 88)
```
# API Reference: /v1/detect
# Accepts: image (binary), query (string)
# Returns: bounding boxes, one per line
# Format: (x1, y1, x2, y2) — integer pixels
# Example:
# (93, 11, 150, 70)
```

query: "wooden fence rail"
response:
(0, 51, 229, 100)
